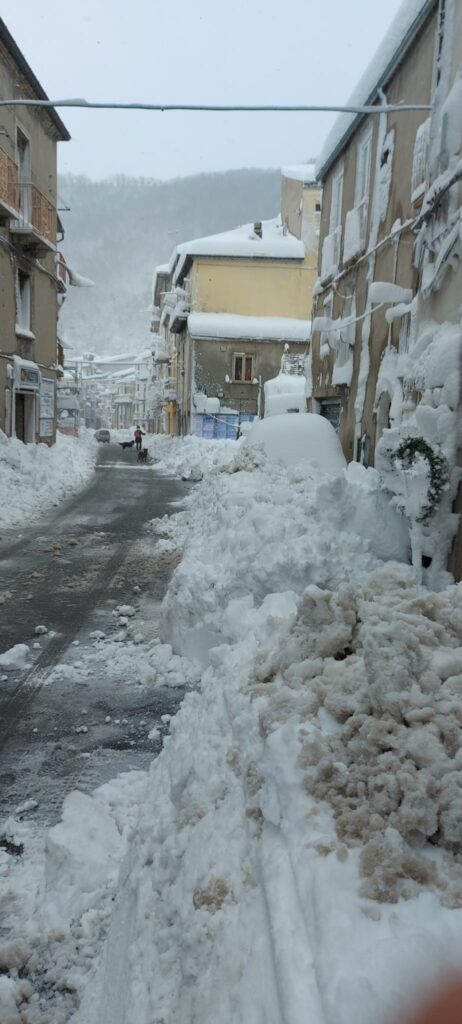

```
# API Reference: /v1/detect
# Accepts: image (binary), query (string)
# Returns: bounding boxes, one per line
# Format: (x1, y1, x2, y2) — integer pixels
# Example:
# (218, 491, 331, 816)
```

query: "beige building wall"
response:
(0, 39, 59, 220)
(0, 27, 68, 444)
(311, 5, 437, 463)
(190, 256, 312, 319)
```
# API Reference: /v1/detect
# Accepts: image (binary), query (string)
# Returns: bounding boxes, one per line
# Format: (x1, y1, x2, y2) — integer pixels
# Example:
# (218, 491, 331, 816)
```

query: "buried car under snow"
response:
(243, 412, 346, 475)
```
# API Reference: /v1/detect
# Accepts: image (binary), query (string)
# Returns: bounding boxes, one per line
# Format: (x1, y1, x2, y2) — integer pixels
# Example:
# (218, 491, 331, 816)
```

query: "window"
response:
(315, 202, 321, 213)
(355, 129, 372, 208)
(320, 399, 342, 432)
(329, 168, 344, 232)
(16, 270, 31, 333)
(233, 353, 254, 383)
(16, 128, 31, 221)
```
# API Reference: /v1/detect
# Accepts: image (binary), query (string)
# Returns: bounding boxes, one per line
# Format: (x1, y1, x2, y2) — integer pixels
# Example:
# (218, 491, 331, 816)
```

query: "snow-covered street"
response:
(1, 433, 462, 1024)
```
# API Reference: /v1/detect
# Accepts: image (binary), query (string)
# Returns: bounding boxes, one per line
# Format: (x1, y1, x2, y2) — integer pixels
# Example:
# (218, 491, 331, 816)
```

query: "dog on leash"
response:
(119, 440, 135, 450)
(137, 448, 148, 464)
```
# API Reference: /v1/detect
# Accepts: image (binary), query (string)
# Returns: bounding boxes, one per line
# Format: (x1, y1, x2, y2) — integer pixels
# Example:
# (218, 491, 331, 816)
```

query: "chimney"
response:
(253, 221, 262, 238)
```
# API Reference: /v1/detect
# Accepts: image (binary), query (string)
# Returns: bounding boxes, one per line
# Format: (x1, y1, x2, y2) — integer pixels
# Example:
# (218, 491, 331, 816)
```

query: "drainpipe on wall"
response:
(6, 363, 15, 437)
(189, 336, 195, 435)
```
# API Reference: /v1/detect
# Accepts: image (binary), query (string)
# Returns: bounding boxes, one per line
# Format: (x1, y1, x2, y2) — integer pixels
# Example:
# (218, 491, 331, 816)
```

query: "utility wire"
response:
(0, 98, 432, 114)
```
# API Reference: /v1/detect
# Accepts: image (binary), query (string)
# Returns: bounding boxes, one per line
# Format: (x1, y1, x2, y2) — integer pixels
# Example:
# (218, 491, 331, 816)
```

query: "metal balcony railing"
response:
(13, 182, 57, 245)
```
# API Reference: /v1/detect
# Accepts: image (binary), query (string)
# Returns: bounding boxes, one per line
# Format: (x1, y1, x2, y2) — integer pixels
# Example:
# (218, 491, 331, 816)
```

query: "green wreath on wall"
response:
(390, 437, 449, 524)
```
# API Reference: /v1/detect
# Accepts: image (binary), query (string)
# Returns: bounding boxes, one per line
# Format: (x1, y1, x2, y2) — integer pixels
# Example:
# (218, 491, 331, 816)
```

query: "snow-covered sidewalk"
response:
(0, 431, 97, 534)
(2, 435, 462, 1024)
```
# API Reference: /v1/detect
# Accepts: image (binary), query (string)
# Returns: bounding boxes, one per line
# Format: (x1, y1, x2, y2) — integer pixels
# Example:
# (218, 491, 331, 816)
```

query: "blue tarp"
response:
(193, 413, 254, 439)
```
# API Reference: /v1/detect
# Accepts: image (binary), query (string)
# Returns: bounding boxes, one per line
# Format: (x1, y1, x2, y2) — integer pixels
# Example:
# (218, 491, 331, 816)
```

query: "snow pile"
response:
(375, 321, 461, 584)
(147, 434, 237, 479)
(4, 433, 462, 1024)
(0, 430, 97, 532)
(244, 413, 347, 473)
(158, 440, 408, 665)
(264, 372, 306, 416)
(253, 564, 462, 904)
(0, 771, 148, 1024)
(0, 644, 30, 670)
(74, 563, 462, 1024)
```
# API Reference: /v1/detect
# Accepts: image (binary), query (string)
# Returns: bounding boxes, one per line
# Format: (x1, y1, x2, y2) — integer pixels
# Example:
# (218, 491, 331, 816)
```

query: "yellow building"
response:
(152, 168, 321, 435)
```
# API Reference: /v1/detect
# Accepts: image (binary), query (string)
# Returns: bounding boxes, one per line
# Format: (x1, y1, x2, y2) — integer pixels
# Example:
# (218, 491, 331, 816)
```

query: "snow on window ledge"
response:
(343, 203, 367, 265)
(320, 225, 342, 284)
(15, 325, 35, 342)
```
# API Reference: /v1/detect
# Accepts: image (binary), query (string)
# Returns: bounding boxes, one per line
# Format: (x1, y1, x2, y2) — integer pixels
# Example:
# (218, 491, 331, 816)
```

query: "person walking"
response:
(134, 425, 145, 451)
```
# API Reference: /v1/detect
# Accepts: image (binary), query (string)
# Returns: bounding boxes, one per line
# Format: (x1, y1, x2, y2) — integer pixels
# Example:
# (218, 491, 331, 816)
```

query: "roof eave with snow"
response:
(281, 163, 318, 185)
(316, 0, 437, 181)
(188, 312, 311, 344)
(169, 217, 305, 285)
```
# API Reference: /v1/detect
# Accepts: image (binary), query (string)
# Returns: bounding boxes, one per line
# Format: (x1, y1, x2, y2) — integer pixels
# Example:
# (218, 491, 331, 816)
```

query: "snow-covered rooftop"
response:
(188, 312, 311, 343)
(173, 217, 305, 267)
(281, 163, 317, 184)
(316, 0, 436, 179)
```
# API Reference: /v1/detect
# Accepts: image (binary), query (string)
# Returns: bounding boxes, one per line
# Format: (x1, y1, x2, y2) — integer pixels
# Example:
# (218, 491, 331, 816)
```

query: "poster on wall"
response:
(40, 377, 55, 438)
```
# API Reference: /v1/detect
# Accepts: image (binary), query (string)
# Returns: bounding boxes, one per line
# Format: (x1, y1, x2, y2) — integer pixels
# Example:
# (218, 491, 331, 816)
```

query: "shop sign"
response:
(39, 418, 54, 437)
(40, 378, 55, 437)
(16, 364, 40, 390)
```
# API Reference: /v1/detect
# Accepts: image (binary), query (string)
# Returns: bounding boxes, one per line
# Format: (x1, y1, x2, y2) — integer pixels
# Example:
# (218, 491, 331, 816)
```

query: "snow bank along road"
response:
(2, 435, 462, 1024)
(0, 443, 190, 825)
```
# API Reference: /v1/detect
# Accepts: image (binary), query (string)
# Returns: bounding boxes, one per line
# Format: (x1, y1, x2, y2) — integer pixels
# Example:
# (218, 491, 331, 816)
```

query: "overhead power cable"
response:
(0, 98, 432, 114)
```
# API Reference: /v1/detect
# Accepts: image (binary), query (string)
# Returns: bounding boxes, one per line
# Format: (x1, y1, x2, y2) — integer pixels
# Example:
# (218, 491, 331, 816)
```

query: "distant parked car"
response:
(94, 429, 111, 443)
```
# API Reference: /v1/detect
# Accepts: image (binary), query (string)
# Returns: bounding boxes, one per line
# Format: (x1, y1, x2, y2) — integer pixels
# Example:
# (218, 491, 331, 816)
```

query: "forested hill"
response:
(58, 168, 281, 355)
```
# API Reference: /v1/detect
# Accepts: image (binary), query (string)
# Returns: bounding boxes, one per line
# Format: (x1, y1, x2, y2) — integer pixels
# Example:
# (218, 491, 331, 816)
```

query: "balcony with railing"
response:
(162, 377, 178, 403)
(10, 182, 57, 250)
(320, 225, 342, 284)
(343, 200, 368, 265)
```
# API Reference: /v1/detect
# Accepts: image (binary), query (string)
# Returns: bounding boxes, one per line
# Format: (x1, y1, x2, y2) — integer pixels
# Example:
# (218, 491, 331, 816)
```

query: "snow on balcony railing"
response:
(343, 201, 367, 264)
(0, 145, 18, 211)
(154, 343, 170, 364)
(12, 182, 57, 244)
(411, 117, 430, 204)
(320, 225, 342, 284)
(160, 287, 190, 332)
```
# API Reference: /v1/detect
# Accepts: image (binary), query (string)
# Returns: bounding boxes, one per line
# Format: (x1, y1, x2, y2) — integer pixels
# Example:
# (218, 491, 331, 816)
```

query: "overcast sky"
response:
(2, 0, 405, 181)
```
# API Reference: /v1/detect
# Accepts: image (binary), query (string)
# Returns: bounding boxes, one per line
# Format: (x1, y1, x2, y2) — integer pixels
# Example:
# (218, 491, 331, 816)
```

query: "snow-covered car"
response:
(94, 429, 111, 443)
(244, 412, 346, 475)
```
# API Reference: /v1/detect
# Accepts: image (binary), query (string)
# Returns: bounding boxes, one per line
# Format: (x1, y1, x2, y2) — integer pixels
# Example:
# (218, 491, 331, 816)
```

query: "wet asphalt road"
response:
(0, 443, 189, 826)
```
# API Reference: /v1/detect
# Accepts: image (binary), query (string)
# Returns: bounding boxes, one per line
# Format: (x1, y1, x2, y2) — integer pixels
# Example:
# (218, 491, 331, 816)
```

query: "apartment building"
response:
(0, 19, 70, 443)
(311, 0, 439, 455)
(151, 168, 320, 436)
(312, 0, 462, 581)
